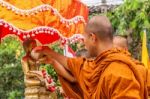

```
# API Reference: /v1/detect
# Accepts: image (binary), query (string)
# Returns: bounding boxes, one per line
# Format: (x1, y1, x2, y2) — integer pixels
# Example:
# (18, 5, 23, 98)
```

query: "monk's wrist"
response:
(47, 58, 55, 65)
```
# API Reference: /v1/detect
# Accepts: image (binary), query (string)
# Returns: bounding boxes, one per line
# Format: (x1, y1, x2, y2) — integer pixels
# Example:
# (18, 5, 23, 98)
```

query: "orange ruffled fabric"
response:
(0, 0, 88, 37)
(60, 48, 148, 99)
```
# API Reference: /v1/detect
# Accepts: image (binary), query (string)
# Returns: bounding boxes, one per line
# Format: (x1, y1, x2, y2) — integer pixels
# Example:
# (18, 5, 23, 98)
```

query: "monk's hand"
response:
(31, 46, 52, 60)
(36, 56, 55, 65)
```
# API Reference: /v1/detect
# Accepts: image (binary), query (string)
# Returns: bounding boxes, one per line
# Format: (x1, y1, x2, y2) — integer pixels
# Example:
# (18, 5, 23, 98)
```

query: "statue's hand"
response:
(30, 71, 42, 76)
(29, 71, 45, 81)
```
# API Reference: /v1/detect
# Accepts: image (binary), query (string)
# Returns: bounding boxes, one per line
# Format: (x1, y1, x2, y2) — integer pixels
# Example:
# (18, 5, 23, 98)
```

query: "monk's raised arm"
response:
(37, 57, 76, 82)
(31, 46, 69, 70)
(49, 59, 76, 82)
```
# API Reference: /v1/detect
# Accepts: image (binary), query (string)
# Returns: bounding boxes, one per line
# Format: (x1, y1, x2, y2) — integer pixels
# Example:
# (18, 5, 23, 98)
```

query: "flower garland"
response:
(41, 69, 56, 92)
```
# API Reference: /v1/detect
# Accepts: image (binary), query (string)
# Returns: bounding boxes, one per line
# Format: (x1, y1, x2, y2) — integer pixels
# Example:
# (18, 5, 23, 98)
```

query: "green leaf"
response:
(144, 19, 150, 28)
(131, 0, 139, 10)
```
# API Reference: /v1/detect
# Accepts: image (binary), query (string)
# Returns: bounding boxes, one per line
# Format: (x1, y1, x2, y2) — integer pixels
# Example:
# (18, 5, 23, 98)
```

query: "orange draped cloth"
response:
(59, 48, 148, 99)
(0, 0, 88, 37)
(0, 0, 88, 44)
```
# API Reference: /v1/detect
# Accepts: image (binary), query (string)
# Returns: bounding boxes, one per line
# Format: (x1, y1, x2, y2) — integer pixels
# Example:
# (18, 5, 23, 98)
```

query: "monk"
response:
(31, 15, 148, 99)
(113, 35, 150, 97)
(113, 35, 128, 50)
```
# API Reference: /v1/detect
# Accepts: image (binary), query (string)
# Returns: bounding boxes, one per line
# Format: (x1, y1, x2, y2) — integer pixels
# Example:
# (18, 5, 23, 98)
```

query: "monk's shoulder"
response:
(102, 61, 134, 80)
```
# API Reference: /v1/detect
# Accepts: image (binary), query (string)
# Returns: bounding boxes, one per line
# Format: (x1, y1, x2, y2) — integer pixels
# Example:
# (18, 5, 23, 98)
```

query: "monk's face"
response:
(83, 29, 97, 57)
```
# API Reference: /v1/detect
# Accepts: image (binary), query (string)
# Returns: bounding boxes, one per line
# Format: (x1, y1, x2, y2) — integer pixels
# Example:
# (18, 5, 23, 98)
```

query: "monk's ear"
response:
(90, 33, 97, 42)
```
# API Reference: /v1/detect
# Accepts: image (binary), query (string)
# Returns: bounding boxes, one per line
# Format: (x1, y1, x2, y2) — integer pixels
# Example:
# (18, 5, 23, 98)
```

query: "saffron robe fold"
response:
(59, 48, 148, 99)
(147, 70, 150, 96)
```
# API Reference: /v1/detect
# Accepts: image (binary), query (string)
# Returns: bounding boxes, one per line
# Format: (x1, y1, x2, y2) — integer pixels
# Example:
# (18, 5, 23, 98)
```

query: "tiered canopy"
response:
(0, 0, 88, 44)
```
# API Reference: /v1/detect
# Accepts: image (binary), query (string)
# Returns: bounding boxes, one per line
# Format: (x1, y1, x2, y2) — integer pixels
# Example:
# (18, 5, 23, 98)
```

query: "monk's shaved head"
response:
(85, 15, 113, 42)
(113, 35, 128, 49)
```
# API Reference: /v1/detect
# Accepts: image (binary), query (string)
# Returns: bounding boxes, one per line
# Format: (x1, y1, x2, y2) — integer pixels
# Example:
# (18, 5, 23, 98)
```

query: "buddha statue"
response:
(21, 39, 55, 99)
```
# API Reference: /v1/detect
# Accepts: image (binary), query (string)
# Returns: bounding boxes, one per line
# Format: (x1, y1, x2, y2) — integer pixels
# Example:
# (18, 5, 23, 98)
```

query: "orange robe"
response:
(133, 58, 150, 97)
(148, 70, 150, 96)
(59, 48, 148, 99)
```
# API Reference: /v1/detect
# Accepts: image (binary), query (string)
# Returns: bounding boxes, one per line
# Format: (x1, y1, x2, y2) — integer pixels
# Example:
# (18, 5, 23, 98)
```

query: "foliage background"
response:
(107, 0, 150, 59)
(90, 0, 150, 59)
(0, 37, 24, 99)
(0, 37, 64, 98)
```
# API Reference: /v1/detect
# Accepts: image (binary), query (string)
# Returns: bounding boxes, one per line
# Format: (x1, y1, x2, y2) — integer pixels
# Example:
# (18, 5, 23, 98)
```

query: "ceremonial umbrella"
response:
(0, 0, 88, 45)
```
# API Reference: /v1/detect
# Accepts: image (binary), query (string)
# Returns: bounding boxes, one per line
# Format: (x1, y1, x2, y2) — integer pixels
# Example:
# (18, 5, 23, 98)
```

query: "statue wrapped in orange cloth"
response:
(31, 15, 148, 99)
